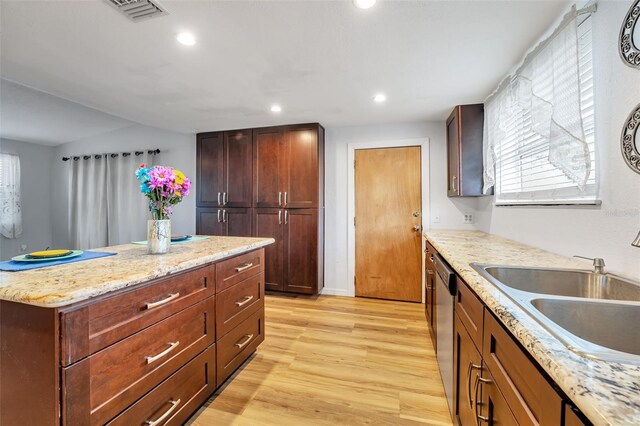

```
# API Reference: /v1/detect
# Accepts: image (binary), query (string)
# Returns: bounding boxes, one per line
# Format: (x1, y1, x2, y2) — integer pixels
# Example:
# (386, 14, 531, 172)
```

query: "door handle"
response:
(144, 399, 181, 426)
(474, 374, 492, 425)
(235, 295, 254, 307)
(467, 362, 482, 409)
(284, 210, 288, 225)
(222, 210, 227, 223)
(145, 293, 180, 309)
(223, 192, 227, 206)
(278, 191, 282, 207)
(235, 262, 254, 272)
(413, 225, 422, 232)
(451, 175, 458, 192)
(217, 209, 222, 223)
(278, 210, 282, 225)
(145, 341, 180, 364)
(217, 192, 222, 206)
(284, 191, 288, 206)
(234, 334, 254, 349)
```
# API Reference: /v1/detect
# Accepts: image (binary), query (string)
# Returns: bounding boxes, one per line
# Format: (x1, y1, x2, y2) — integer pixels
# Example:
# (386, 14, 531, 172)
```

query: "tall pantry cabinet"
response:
(197, 123, 324, 295)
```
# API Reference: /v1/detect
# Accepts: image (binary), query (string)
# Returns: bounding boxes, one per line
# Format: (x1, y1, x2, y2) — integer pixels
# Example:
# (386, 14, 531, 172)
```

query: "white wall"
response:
(322, 122, 480, 295)
(51, 124, 195, 248)
(473, 1, 640, 279)
(0, 138, 54, 260)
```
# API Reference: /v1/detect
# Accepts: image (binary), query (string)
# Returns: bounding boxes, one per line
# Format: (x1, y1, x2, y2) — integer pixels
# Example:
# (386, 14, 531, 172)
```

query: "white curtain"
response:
(68, 152, 159, 250)
(0, 153, 22, 238)
(483, 6, 590, 193)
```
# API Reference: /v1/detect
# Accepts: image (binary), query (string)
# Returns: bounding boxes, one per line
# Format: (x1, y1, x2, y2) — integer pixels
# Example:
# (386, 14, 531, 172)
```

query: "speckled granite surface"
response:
(424, 230, 640, 426)
(0, 236, 274, 308)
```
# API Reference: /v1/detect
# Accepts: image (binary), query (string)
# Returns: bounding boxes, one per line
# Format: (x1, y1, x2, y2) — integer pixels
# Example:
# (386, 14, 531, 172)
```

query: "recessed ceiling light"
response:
(176, 32, 196, 46)
(271, 104, 282, 113)
(353, 0, 376, 9)
(373, 93, 386, 103)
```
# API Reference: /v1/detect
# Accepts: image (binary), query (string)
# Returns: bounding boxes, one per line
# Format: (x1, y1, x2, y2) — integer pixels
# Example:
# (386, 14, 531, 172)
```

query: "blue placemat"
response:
(131, 236, 209, 245)
(0, 251, 117, 272)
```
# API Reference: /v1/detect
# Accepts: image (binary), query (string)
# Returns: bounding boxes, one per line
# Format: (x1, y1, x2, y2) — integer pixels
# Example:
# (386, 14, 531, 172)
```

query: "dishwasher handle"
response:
(434, 254, 457, 296)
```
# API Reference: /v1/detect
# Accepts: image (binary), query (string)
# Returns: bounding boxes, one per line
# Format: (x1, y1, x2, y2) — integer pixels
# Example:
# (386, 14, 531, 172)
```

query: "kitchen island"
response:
(425, 230, 639, 426)
(0, 236, 273, 425)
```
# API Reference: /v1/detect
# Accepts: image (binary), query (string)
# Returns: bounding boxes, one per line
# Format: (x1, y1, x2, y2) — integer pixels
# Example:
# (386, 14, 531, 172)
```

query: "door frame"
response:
(346, 138, 430, 300)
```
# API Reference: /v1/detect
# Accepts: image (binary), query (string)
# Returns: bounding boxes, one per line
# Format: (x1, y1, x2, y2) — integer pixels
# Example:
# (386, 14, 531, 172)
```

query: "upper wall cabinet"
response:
(197, 129, 253, 208)
(253, 123, 324, 208)
(446, 104, 489, 197)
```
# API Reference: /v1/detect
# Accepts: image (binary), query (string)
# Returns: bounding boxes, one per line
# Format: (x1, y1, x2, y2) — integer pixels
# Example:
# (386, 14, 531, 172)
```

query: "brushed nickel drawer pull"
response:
(234, 334, 254, 349)
(145, 398, 181, 425)
(223, 192, 227, 206)
(235, 295, 254, 307)
(145, 292, 180, 309)
(217, 192, 222, 206)
(278, 191, 282, 207)
(146, 341, 179, 364)
(284, 191, 287, 206)
(235, 262, 253, 272)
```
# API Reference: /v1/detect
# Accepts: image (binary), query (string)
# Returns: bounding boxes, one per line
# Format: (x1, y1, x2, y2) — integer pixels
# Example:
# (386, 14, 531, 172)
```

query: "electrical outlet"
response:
(432, 215, 441, 223)
(463, 214, 474, 224)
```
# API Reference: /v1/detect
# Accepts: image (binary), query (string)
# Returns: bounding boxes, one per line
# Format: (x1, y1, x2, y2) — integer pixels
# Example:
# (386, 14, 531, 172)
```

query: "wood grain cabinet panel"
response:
(284, 208, 319, 294)
(197, 132, 225, 207)
(477, 365, 520, 426)
(456, 277, 484, 351)
(482, 310, 562, 426)
(63, 298, 215, 425)
(107, 345, 217, 426)
(197, 207, 253, 237)
(284, 125, 319, 208)
(253, 127, 285, 208)
(446, 104, 489, 197)
(60, 264, 215, 365)
(454, 314, 482, 426)
(216, 272, 264, 337)
(215, 249, 264, 293)
(254, 208, 285, 292)
(217, 307, 265, 387)
(223, 129, 253, 207)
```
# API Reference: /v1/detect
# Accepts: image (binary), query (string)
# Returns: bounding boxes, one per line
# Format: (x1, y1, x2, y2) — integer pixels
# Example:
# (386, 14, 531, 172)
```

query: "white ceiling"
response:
(0, 0, 569, 141)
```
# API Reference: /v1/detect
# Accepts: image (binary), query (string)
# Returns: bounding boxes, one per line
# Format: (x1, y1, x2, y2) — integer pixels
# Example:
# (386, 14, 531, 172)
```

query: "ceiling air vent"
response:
(104, 0, 168, 22)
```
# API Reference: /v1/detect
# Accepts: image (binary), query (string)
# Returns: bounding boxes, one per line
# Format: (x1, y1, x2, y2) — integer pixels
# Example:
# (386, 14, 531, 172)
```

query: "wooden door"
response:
(355, 147, 422, 302)
(455, 315, 482, 426)
(478, 367, 519, 426)
(197, 132, 224, 207)
(447, 108, 461, 196)
(283, 125, 318, 208)
(284, 209, 318, 294)
(225, 208, 252, 237)
(224, 130, 253, 207)
(253, 128, 285, 208)
(196, 208, 225, 236)
(253, 208, 284, 291)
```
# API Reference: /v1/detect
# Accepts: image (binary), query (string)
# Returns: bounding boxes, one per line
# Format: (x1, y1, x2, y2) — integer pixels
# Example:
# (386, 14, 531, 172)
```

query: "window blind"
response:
(489, 14, 597, 205)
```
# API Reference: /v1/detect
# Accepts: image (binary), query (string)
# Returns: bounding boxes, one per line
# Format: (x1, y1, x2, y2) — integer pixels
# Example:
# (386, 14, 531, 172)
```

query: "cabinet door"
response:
(225, 208, 252, 237)
(197, 132, 225, 207)
(284, 209, 318, 294)
(253, 208, 284, 291)
(196, 208, 225, 236)
(283, 125, 318, 208)
(224, 130, 253, 207)
(254, 128, 285, 208)
(446, 108, 461, 197)
(478, 366, 519, 426)
(455, 314, 482, 426)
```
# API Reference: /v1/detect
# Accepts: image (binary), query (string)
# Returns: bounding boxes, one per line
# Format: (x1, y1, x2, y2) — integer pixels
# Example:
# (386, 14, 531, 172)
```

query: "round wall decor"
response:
(620, 0, 640, 68)
(622, 103, 640, 174)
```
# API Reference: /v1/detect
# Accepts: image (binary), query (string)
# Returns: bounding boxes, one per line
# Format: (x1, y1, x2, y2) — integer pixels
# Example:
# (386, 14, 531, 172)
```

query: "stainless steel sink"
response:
(480, 266, 640, 302)
(471, 263, 640, 363)
(531, 298, 640, 362)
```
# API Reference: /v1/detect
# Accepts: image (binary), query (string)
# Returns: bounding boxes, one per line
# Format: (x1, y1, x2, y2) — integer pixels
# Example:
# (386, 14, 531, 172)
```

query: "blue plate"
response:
(12, 250, 84, 262)
(171, 235, 192, 242)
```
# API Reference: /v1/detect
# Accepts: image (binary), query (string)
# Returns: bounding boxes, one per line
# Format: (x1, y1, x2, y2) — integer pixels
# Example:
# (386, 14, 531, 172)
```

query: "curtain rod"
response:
(62, 149, 160, 162)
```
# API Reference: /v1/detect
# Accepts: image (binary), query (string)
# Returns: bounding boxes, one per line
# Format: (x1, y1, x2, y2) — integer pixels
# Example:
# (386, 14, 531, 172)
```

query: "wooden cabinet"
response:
(198, 122, 324, 294)
(196, 207, 252, 237)
(253, 124, 323, 208)
(454, 314, 482, 426)
(424, 243, 437, 350)
(253, 208, 320, 294)
(0, 249, 266, 425)
(197, 129, 253, 208)
(446, 104, 488, 197)
(477, 365, 520, 426)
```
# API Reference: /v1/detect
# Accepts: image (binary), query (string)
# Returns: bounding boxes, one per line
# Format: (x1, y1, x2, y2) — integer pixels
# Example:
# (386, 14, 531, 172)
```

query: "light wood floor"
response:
(187, 294, 452, 426)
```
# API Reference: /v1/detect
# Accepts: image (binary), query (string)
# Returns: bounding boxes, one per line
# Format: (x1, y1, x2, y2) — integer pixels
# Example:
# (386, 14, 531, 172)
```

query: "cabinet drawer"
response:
(217, 307, 265, 387)
(63, 297, 215, 425)
(217, 272, 264, 337)
(456, 277, 483, 351)
(107, 345, 216, 426)
(216, 249, 264, 293)
(483, 311, 562, 426)
(60, 264, 215, 365)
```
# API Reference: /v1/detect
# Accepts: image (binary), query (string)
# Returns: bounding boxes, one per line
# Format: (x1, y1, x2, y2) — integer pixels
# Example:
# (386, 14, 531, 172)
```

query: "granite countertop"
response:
(424, 230, 640, 426)
(0, 236, 274, 308)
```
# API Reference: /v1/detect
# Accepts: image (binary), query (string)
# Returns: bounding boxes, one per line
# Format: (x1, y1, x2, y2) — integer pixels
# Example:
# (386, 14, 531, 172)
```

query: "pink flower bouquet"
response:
(136, 164, 191, 220)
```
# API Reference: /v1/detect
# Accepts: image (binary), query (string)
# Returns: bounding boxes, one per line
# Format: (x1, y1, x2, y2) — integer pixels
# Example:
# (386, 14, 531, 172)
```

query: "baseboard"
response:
(320, 288, 353, 297)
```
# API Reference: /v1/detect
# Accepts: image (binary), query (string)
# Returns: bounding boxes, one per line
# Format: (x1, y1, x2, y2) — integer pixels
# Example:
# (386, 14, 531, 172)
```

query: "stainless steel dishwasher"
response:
(434, 253, 456, 419)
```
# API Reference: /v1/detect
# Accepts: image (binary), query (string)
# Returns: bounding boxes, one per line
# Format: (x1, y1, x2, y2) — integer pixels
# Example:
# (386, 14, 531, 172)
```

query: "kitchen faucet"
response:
(632, 230, 640, 248)
(573, 256, 606, 274)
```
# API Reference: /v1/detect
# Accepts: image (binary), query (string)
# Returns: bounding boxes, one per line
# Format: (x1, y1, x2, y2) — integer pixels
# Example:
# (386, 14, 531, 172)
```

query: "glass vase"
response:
(147, 219, 171, 254)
